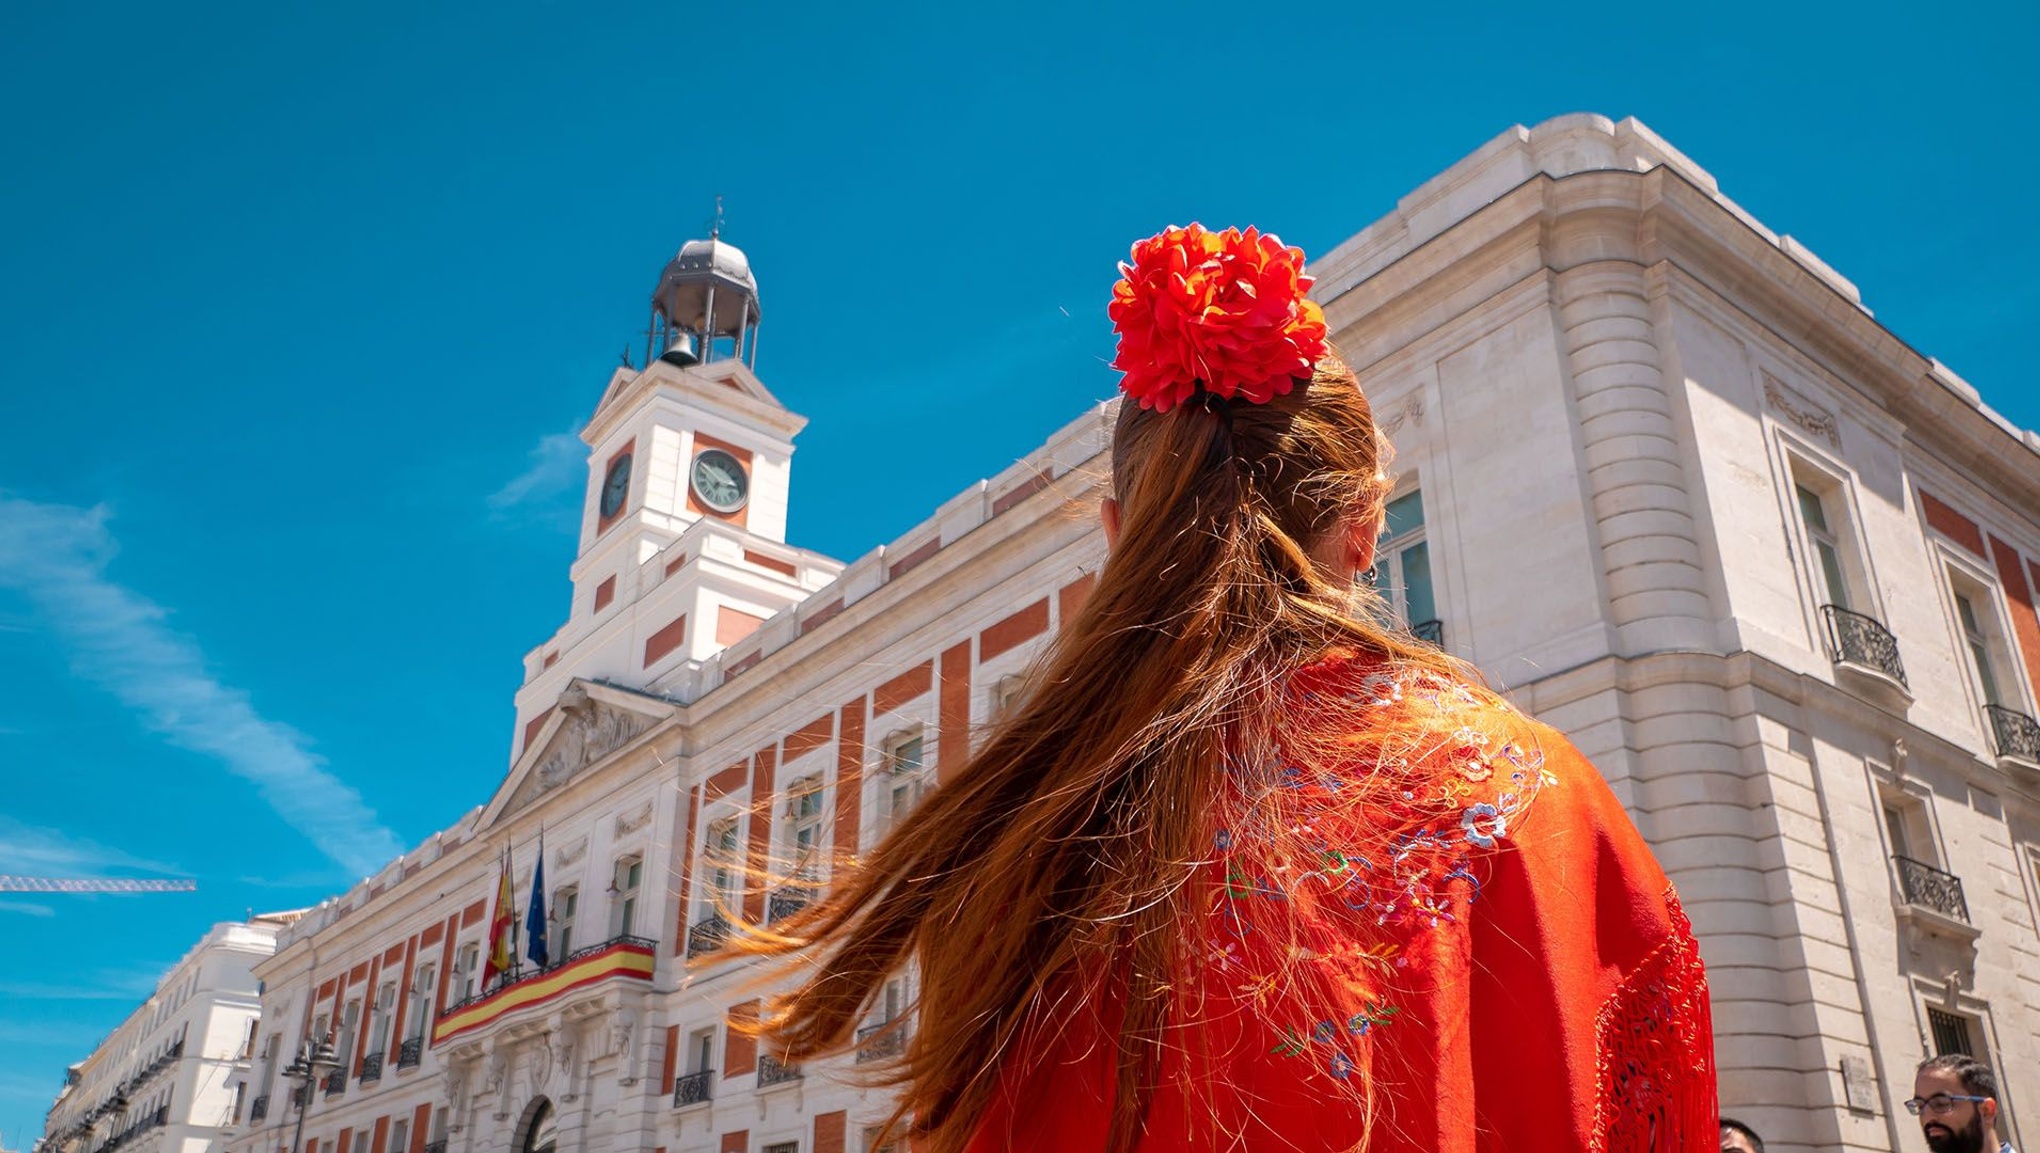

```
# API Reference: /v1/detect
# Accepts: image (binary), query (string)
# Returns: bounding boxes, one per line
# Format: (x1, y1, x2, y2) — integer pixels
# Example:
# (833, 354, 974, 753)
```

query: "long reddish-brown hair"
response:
(728, 355, 1469, 1150)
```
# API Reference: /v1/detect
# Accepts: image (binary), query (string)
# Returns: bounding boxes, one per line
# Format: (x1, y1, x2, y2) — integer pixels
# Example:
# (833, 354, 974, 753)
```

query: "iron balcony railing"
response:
(1409, 618, 1444, 647)
(1820, 604, 1908, 688)
(358, 1052, 383, 1082)
(756, 1054, 803, 1087)
(398, 1037, 423, 1069)
(686, 913, 730, 959)
(854, 1023, 907, 1064)
(323, 1067, 346, 1096)
(1985, 704, 2040, 763)
(423, 1141, 448, 1153)
(672, 1068, 713, 1107)
(1895, 855, 1970, 922)
(767, 886, 813, 924)
(248, 1095, 269, 1123)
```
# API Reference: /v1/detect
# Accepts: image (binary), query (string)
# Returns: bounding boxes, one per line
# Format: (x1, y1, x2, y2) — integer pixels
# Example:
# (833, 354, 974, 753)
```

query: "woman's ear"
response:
(1100, 497, 1122, 549)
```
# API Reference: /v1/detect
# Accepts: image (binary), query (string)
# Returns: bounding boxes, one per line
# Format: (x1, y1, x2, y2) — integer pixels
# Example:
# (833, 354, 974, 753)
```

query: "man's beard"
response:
(1923, 1112, 1985, 1153)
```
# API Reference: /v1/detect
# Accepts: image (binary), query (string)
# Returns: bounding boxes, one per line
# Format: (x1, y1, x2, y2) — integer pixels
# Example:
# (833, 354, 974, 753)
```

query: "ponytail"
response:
(729, 356, 1469, 1152)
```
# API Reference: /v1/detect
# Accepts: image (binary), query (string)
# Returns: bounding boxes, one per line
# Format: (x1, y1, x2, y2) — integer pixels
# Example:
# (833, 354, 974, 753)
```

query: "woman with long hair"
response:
(730, 225, 1716, 1151)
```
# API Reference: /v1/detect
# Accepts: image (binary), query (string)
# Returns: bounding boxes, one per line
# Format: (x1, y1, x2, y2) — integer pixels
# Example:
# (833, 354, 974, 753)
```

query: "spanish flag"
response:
(483, 849, 515, 985)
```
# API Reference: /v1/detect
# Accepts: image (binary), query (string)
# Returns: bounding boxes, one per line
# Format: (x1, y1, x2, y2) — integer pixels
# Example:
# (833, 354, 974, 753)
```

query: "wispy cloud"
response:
(487, 428, 586, 523)
(0, 963, 167, 1002)
(0, 496, 403, 878)
(0, 815, 180, 879)
(0, 900, 54, 918)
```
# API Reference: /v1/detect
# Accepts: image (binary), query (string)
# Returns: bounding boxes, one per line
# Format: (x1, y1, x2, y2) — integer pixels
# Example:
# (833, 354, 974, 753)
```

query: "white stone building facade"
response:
(42, 917, 291, 1153)
(223, 115, 2040, 1153)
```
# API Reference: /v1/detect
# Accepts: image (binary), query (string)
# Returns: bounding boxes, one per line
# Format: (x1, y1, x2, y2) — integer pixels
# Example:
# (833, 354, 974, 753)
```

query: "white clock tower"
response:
(508, 232, 844, 756)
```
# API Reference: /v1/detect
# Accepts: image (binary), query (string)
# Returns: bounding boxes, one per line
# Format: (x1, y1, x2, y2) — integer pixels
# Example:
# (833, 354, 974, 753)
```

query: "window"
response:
(457, 943, 482, 1000)
(336, 1000, 360, 1076)
(1884, 800, 1920, 863)
(1797, 483, 1851, 609)
(610, 856, 643, 939)
(369, 982, 395, 1060)
(354, 1132, 370, 1153)
(1371, 490, 1437, 638)
(991, 674, 1029, 724)
(763, 1143, 799, 1153)
(552, 886, 579, 960)
(706, 819, 741, 918)
(1948, 581, 2011, 709)
(789, 779, 826, 883)
(885, 730, 928, 828)
(689, 1027, 716, 1074)
(1927, 1007, 1975, 1057)
(406, 965, 435, 1040)
(389, 1120, 408, 1153)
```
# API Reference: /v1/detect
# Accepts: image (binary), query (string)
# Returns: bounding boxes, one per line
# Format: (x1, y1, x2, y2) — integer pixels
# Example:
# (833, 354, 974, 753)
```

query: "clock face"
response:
(691, 448, 749, 514)
(599, 453, 632, 518)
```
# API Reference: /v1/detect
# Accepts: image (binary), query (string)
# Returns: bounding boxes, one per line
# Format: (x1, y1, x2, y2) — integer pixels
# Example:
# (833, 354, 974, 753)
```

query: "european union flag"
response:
(525, 842, 549, 970)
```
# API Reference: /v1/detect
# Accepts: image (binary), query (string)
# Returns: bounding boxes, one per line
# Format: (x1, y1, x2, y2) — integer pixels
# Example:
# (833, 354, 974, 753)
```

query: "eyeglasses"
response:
(1904, 1094, 1990, 1116)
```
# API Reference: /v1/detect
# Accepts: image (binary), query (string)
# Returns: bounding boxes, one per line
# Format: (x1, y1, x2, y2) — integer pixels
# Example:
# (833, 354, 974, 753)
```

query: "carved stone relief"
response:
(536, 699, 654, 791)
(1378, 394, 1427, 437)
(614, 802, 654, 837)
(1762, 373, 1841, 450)
(556, 837, 588, 868)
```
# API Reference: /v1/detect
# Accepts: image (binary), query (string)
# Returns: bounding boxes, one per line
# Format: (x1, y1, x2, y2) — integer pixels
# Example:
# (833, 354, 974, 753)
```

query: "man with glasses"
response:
(1910, 1054, 2016, 1153)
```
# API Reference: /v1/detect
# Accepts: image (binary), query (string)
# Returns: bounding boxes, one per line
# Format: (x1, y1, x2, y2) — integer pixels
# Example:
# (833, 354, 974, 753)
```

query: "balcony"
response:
(756, 1054, 803, 1088)
(1985, 704, 2040, 772)
(766, 886, 813, 924)
(1409, 618, 1444, 647)
(433, 935, 657, 1045)
(358, 1052, 383, 1082)
(854, 1022, 907, 1064)
(1820, 604, 1910, 706)
(672, 1068, 713, 1107)
(686, 912, 730, 959)
(423, 1142, 447, 1153)
(248, 1095, 269, 1123)
(1893, 854, 1979, 946)
(397, 1037, 423, 1070)
(323, 1067, 346, 1096)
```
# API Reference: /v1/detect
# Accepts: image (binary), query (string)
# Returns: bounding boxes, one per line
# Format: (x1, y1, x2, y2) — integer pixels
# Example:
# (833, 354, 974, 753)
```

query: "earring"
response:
(1360, 568, 1378, 587)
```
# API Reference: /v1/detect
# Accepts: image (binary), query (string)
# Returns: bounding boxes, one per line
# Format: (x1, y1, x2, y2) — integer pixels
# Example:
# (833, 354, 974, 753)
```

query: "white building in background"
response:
(221, 115, 2040, 1153)
(41, 914, 297, 1153)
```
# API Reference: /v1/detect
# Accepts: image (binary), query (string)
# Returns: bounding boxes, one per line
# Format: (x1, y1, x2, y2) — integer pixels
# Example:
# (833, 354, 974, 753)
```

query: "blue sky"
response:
(1, 0, 2035, 1138)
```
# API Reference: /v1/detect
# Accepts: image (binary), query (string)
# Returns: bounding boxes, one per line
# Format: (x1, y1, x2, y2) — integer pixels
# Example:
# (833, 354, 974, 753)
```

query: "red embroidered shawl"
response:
(966, 658, 1716, 1151)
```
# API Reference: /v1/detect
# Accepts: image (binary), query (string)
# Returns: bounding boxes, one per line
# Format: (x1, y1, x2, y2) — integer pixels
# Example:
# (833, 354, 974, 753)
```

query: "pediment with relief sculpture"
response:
(486, 681, 676, 825)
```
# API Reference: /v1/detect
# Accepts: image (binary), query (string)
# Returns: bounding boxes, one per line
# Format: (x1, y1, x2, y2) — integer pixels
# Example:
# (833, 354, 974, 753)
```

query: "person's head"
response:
(1719, 1117, 1764, 1153)
(1912, 1054, 2000, 1153)
(730, 225, 1464, 1153)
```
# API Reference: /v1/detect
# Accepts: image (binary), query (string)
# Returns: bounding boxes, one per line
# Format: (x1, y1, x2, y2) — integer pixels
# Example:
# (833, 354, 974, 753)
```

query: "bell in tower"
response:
(646, 213, 761, 370)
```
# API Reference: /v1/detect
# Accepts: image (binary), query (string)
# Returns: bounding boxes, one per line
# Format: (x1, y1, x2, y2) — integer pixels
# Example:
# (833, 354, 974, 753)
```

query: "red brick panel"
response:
(305, 1139, 317, 1153)
(938, 642, 971, 783)
(370, 1116, 390, 1153)
(348, 961, 370, 985)
(644, 615, 689, 667)
(743, 549, 797, 577)
(814, 1111, 847, 1153)
(388, 939, 416, 1062)
(783, 713, 835, 761)
(706, 762, 747, 801)
(409, 1106, 431, 1153)
(522, 707, 553, 753)
(433, 915, 458, 1022)
(674, 784, 701, 955)
(874, 661, 934, 715)
(992, 469, 1050, 516)
(336, 1127, 352, 1153)
(661, 1024, 680, 1094)
(835, 698, 867, 860)
(719, 1131, 749, 1153)
(980, 599, 1049, 663)
(1920, 490, 1987, 557)
(460, 901, 486, 929)
(665, 553, 688, 576)
(354, 956, 381, 1069)
(716, 605, 766, 647)
(743, 748, 776, 923)
(1989, 536, 2040, 702)
(888, 537, 941, 578)
(1058, 572, 1097, 624)
(800, 598, 845, 636)
(723, 1001, 760, 1078)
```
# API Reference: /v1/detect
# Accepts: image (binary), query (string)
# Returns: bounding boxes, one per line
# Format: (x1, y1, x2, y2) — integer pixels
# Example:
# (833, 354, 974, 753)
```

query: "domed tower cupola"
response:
(647, 220, 761, 370)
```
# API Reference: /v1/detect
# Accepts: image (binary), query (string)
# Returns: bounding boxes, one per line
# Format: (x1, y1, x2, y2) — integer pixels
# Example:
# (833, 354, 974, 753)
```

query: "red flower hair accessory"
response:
(1109, 224, 1329, 413)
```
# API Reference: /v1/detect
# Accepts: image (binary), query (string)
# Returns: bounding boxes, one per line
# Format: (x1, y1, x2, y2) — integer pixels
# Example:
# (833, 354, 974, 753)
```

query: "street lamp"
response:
(277, 1039, 340, 1153)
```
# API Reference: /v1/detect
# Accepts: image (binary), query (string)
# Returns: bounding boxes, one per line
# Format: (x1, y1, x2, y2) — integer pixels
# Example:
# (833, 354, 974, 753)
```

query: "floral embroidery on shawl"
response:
(1203, 666, 1553, 1079)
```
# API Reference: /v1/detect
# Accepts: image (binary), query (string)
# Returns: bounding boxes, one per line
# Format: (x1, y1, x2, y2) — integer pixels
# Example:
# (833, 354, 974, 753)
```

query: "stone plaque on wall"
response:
(1841, 1053, 1877, 1112)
